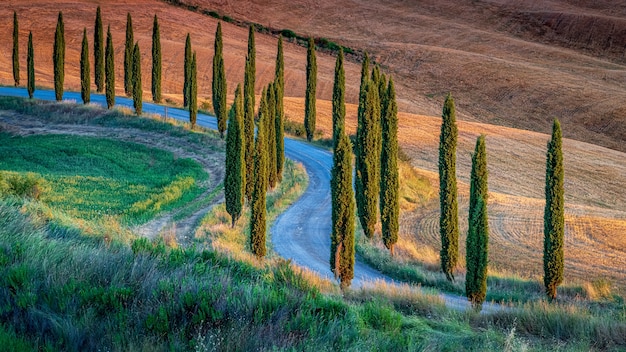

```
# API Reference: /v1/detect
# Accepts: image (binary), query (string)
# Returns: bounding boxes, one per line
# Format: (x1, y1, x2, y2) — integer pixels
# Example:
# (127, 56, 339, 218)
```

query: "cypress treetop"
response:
(53, 12, 65, 101)
(152, 14, 162, 103)
(13, 11, 19, 87)
(332, 48, 346, 145)
(124, 13, 134, 96)
(225, 84, 245, 227)
(105, 25, 115, 109)
(183, 33, 192, 107)
(80, 28, 91, 104)
(27, 32, 34, 99)
(274, 36, 285, 182)
(94, 6, 104, 93)
(132, 42, 142, 115)
(189, 52, 198, 129)
(304, 37, 317, 142)
(213, 22, 228, 138)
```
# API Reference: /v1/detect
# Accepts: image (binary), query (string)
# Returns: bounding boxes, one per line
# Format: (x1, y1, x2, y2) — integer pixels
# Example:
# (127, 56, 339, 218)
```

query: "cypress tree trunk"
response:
(27, 32, 34, 99)
(12, 11, 19, 87)
(381, 78, 399, 255)
(330, 134, 356, 289)
(250, 94, 268, 258)
(124, 13, 134, 96)
(274, 36, 285, 182)
(543, 119, 564, 300)
(439, 93, 459, 282)
(466, 135, 489, 309)
(80, 29, 91, 104)
(53, 12, 65, 101)
(151, 15, 162, 103)
(243, 25, 256, 202)
(132, 43, 142, 115)
(105, 25, 115, 109)
(266, 83, 277, 189)
(225, 84, 245, 227)
(332, 49, 345, 145)
(94, 6, 104, 93)
(355, 80, 381, 239)
(212, 22, 227, 138)
(189, 52, 197, 129)
(183, 34, 192, 108)
(304, 38, 317, 142)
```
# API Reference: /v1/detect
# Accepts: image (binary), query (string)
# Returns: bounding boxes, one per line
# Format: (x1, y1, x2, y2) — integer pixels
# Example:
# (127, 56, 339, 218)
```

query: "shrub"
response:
(281, 29, 297, 38)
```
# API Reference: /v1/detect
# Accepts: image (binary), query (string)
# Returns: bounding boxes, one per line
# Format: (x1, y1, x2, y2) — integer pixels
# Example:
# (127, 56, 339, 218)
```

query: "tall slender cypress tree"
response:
(243, 25, 256, 202)
(189, 52, 198, 128)
(356, 80, 381, 239)
(132, 43, 142, 115)
(94, 6, 104, 93)
(27, 32, 34, 99)
(274, 36, 285, 182)
(105, 25, 115, 109)
(466, 135, 489, 309)
(212, 22, 227, 138)
(381, 78, 399, 255)
(225, 84, 245, 227)
(124, 13, 134, 96)
(151, 15, 162, 103)
(304, 38, 317, 142)
(357, 53, 370, 120)
(53, 12, 65, 101)
(544, 119, 564, 300)
(12, 11, 19, 87)
(439, 93, 459, 282)
(183, 33, 192, 107)
(332, 49, 345, 145)
(266, 83, 277, 189)
(250, 95, 268, 258)
(80, 29, 91, 104)
(330, 134, 356, 289)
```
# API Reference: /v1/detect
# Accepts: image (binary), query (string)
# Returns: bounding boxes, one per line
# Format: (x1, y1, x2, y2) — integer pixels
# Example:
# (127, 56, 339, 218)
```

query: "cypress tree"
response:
(12, 11, 19, 87)
(189, 52, 197, 128)
(105, 25, 115, 109)
(356, 81, 381, 239)
(330, 134, 356, 289)
(183, 33, 192, 107)
(94, 6, 104, 93)
(266, 83, 278, 189)
(380, 78, 399, 255)
(212, 22, 227, 138)
(439, 93, 459, 282)
(250, 95, 268, 258)
(151, 15, 162, 103)
(332, 48, 345, 145)
(357, 53, 370, 120)
(225, 84, 245, 227)
(132, 43, 142, 115)
(543, 119, 564, 300)
(80, 29, 91, 104)
(304, 38, 317, 142)
(53, 12, 65, 101)
(274, 36, 285, 182)
(27, 32, 34, 99)
(243, 25, 256, 202)
(466, 135, 489, 309)
(124, 13, 134, 96)
(258, 87, 268, 182)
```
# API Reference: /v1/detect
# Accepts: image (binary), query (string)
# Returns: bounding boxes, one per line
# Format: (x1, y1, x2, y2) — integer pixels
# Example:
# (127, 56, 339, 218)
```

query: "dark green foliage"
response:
(225, 84, 245, 227)
(132, 43, 142, 115)
(332, 49, 345, 145)
(105, 26, 115, 109)
(355, 80, 381, 239)
(212, 22, 227, 138)
(438, 93, 459, 282)
(275, 36, 285, 183)
(53, 12, 65, 101)
(330, 134, 355, 289)
(124, 13, 134, 96)
(466, 136, 489, 309)
(544, 119, 564, 300)
(304, 38, 317, 142)
(94, 7, 104, 93)
(266, 83, 277, 189)
(12, 11, 19, 87)
(183, 34, 192, 107)
(380, 78, 399, 255)
(358, 53, 370, 119)
(243, 25, 256, 202)
(80, 29, 91, 104)
(250, 95, 268, 258)
(151, 15, 162, 103)
(27, 32, 34, 99)
(189, 53, 197, 128)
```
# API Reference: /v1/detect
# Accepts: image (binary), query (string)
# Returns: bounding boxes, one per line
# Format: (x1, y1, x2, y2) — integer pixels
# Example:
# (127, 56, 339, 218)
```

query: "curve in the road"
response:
(0, 88, 502, 312)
